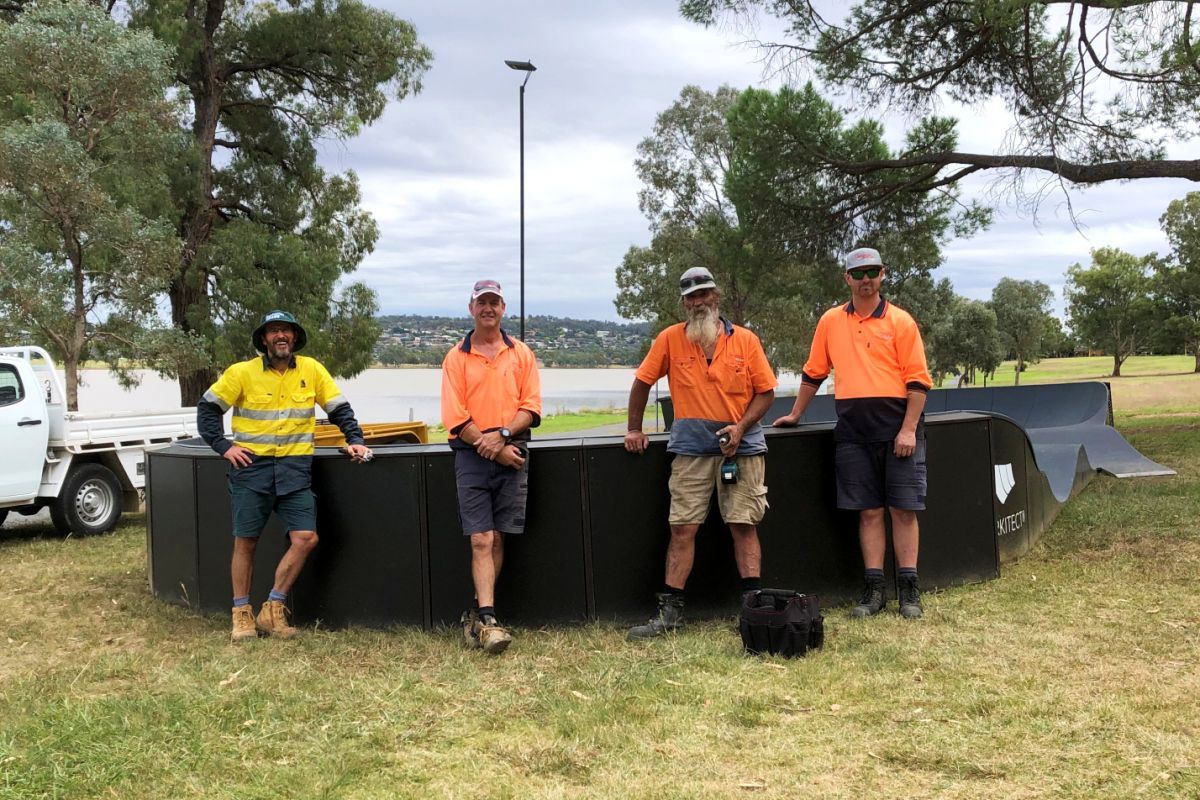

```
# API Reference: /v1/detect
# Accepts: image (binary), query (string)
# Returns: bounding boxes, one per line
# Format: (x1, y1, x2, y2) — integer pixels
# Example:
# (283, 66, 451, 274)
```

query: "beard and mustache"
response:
(684, 303, 720, 349)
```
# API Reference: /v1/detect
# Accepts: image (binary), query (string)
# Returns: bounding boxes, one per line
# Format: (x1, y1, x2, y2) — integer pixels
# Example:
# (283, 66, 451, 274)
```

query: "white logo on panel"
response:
(994, 463, 1015, 504)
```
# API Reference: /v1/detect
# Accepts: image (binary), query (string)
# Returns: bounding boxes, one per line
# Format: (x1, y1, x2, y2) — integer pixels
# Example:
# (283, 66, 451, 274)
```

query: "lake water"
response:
(70, 367, 805, 423)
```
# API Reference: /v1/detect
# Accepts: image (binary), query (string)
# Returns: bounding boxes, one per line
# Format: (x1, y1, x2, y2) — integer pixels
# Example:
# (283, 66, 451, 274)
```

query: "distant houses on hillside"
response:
(375, 314, 652, 367)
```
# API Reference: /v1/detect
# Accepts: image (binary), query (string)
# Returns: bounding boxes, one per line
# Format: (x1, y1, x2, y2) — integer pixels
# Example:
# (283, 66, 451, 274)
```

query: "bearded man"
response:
(623, 266, 777, 640)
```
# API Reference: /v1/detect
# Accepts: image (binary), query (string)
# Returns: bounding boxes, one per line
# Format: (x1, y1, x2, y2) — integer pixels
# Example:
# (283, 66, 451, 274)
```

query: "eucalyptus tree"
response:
(0, 0, 181, 409)
(127, 0, 432, 403)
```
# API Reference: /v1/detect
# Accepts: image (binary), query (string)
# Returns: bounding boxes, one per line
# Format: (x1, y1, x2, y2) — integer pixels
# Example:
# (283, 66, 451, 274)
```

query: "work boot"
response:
(230, 605, 258, 643)
(899, 575, 924, 619)
(255, 599, 298, 639)
(627, 592, 685, 640)
(850, 577, 886, 618)
(474, 613, 512, 655)
(460, 608, 481, 649)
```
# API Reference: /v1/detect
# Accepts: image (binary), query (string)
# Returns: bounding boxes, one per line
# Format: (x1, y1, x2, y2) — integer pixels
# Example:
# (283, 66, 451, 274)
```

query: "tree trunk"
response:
(1112, 353, 1122, 377)
(1014, 356, 1023, 386)
(1194, 344, 1199, 374)
(171, 0, 226, 406)
(63, 352, 79, 412)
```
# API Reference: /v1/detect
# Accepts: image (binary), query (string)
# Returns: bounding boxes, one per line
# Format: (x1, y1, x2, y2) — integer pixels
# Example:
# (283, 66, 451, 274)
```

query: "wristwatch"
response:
(498, 427, 512, 442)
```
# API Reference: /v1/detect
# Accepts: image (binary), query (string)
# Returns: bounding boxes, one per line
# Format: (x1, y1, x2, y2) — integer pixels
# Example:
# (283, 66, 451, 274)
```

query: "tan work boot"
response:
(460, 608, 481, 649)
(231, 605, 258, 643)
(255, 599, 298, 639)
(474, 614, 512, 655)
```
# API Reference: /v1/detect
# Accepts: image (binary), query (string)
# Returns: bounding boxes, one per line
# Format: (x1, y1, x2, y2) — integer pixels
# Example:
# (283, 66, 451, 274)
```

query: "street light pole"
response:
(504, 59, 536, 341)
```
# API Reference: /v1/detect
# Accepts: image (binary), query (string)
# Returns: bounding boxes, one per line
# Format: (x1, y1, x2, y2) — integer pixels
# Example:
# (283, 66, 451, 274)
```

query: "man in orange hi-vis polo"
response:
(774, 247, 933, 620)
(623, 266, 777, 640)
(441, 278, 542, 655)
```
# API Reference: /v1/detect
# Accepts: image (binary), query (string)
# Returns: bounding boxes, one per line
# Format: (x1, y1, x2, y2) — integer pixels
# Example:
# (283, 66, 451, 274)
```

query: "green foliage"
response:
(0, 0, 179, 408)
(1157, 193, 1200, 372)
(617, 84, 986, 375)
(681, 2, 1200, 189)
(928, 297, 1004, 386)
(123, 0, 432, 401)
(988, 278, 1054, 384)
(1065, 247, 1158, 377)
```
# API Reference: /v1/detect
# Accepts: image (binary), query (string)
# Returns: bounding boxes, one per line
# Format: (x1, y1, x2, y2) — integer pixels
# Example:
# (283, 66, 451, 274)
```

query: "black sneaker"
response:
(899, 576, 923, 619)
(850, 578, 886, 618)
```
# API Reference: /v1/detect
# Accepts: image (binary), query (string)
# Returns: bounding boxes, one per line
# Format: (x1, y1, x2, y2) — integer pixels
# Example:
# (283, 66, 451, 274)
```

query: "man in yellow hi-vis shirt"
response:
(197, 310, 372, 643)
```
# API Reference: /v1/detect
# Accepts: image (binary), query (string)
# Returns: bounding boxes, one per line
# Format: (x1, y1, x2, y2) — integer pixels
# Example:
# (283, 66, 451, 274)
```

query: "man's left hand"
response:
(893, 429, 917, 458)
(344, 443, 374, 463)
(475, 431, 506, 461)
(715, 424, 742, 458)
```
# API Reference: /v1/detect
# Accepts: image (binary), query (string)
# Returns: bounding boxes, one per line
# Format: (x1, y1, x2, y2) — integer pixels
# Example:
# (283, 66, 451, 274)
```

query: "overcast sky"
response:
(317, 1, 1199, 321)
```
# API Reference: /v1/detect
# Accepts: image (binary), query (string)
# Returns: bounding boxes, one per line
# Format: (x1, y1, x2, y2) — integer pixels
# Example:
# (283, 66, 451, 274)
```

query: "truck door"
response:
(0, 360, 50, 503)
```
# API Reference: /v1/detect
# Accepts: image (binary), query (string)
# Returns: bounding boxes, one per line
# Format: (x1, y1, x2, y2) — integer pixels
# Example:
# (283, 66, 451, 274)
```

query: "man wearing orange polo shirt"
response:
(441, 279, 542, 655)
(624, 266, 777, 640)
(774, 247, 932, 619)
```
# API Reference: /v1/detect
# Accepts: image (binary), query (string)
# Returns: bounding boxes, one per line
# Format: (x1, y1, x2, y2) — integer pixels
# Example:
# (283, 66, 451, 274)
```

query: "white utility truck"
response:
(0, 346, 197, 535)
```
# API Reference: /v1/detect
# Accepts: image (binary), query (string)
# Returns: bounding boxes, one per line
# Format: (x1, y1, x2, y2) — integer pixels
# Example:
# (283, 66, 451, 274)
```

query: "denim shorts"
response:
(834, 439, 927, 511)
(230, 485, 317, 537)
(454, 448, 529, 536)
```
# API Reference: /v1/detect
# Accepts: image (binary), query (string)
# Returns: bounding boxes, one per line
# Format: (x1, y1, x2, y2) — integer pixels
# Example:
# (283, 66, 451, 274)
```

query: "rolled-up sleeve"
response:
(517, 348, 542, 427)
(898, 319, 932, 392)
(634, 331, 670, 386)
(440, 346, 471, 435)
(801, 314, 831, 386)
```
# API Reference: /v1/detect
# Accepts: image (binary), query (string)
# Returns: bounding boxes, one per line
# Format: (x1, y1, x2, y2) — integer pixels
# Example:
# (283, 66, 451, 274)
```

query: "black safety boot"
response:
(898, 575, 924, 619)
(627, 592, 685, 640)
(850, 577, 886, 618)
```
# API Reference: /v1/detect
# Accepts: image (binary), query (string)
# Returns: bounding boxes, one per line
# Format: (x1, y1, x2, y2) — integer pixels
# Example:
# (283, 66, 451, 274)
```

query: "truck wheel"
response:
(51, 464, 122, 536)
(0, 509, 7, 528)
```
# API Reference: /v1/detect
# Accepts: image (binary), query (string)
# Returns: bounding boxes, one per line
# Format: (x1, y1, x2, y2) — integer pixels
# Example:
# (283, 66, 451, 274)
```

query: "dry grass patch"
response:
(2, 406, 1199, 798)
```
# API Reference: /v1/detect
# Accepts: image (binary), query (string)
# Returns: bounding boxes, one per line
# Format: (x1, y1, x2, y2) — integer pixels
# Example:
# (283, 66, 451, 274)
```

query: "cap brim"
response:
(680, 281, 717, 296)
(471, 291, 505, 300)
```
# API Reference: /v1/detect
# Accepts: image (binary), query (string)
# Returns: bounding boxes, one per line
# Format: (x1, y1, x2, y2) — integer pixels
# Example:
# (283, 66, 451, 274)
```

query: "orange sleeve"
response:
(634, 328, 671, 385)
(747, 336, 778, 393)
(440, 347, 471, 435)
(802, 311, 832, 383)
(516, 345, 542, 421)
(897, 314, 932, 390)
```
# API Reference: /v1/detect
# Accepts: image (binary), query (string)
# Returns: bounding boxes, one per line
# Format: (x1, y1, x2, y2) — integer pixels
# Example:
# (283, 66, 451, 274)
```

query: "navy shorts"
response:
(454, 448, 529, 536)
(230, 485, 317, 537)
(834, 439, 927, 511)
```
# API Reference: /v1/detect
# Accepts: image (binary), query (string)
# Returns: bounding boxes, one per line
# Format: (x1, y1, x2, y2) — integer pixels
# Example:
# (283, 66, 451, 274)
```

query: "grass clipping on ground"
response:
(2, 417, 1199, 798)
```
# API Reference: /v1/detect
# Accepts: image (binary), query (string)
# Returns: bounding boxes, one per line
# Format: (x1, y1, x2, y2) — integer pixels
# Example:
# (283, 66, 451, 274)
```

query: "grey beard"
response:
(685, 308, 719, 349)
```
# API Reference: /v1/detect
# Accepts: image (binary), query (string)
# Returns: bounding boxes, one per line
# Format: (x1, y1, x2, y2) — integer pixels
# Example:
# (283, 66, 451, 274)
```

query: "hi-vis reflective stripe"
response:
(324, 395, 347, 412)
(233, 407, 316, 420)
(202, 389, 230, 412)
(234, 432, 315, 446)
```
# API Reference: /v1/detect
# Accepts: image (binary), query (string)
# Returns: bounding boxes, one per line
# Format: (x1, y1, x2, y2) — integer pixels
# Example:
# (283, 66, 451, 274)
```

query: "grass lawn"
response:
(1, 387, 1198, 798)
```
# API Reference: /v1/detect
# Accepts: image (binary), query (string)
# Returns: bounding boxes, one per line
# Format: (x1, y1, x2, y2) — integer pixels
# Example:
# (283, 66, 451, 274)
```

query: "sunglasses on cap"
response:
(847, 267, 882, 280)
(473, 279, 502, 293)
(679, 275, 715, 292)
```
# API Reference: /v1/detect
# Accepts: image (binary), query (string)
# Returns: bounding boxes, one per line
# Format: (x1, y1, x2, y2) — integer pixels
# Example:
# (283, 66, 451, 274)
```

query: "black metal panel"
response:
(919, 417, 999, 588)
(145, 452, 198, 605)
(299, 454, 426, 628)
(989, 416, 1034, 562)
(424, 444, 590, 627)
(756, 427, 868, 609)
(586, 440, 673, 620)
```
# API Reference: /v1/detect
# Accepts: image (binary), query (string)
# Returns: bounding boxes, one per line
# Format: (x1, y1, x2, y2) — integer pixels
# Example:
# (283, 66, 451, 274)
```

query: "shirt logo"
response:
(301, 379, 306, 388)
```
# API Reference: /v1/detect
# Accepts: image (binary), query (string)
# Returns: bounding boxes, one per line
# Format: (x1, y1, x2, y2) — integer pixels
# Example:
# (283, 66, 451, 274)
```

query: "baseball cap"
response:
(470, 279, 505, 300)
(679, 266, 717, 296)
(845, 248, 884, 270)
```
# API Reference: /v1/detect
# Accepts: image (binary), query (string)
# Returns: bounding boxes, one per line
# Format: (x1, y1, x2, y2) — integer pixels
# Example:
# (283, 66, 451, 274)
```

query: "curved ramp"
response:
(756, 381, 1174, 491)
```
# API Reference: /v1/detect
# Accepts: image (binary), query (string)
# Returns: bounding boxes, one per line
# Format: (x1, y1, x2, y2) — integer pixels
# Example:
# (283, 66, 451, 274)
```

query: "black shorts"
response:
(834, 439, 927, 511)
(454, 448, 530, 536)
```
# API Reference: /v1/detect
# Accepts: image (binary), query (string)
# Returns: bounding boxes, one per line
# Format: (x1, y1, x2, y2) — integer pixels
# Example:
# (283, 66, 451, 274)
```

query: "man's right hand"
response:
(495, 444, 526, 469)
(222, 445, 253, 468)
(770, 414, 801, 428)
(624, 430, 649, 454)
(475, 430, 506, 461)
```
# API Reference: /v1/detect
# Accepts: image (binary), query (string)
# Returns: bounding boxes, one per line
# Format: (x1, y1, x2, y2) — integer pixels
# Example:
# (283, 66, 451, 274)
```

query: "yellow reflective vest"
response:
(202, 355, 347, 457)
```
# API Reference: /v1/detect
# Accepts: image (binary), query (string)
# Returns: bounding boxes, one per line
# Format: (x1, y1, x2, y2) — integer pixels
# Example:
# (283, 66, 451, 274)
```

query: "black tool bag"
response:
(739, 589, 825, 658)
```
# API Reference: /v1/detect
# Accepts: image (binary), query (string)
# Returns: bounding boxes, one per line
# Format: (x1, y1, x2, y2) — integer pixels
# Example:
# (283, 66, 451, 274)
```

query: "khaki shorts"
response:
(668, 454, 768, 526)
